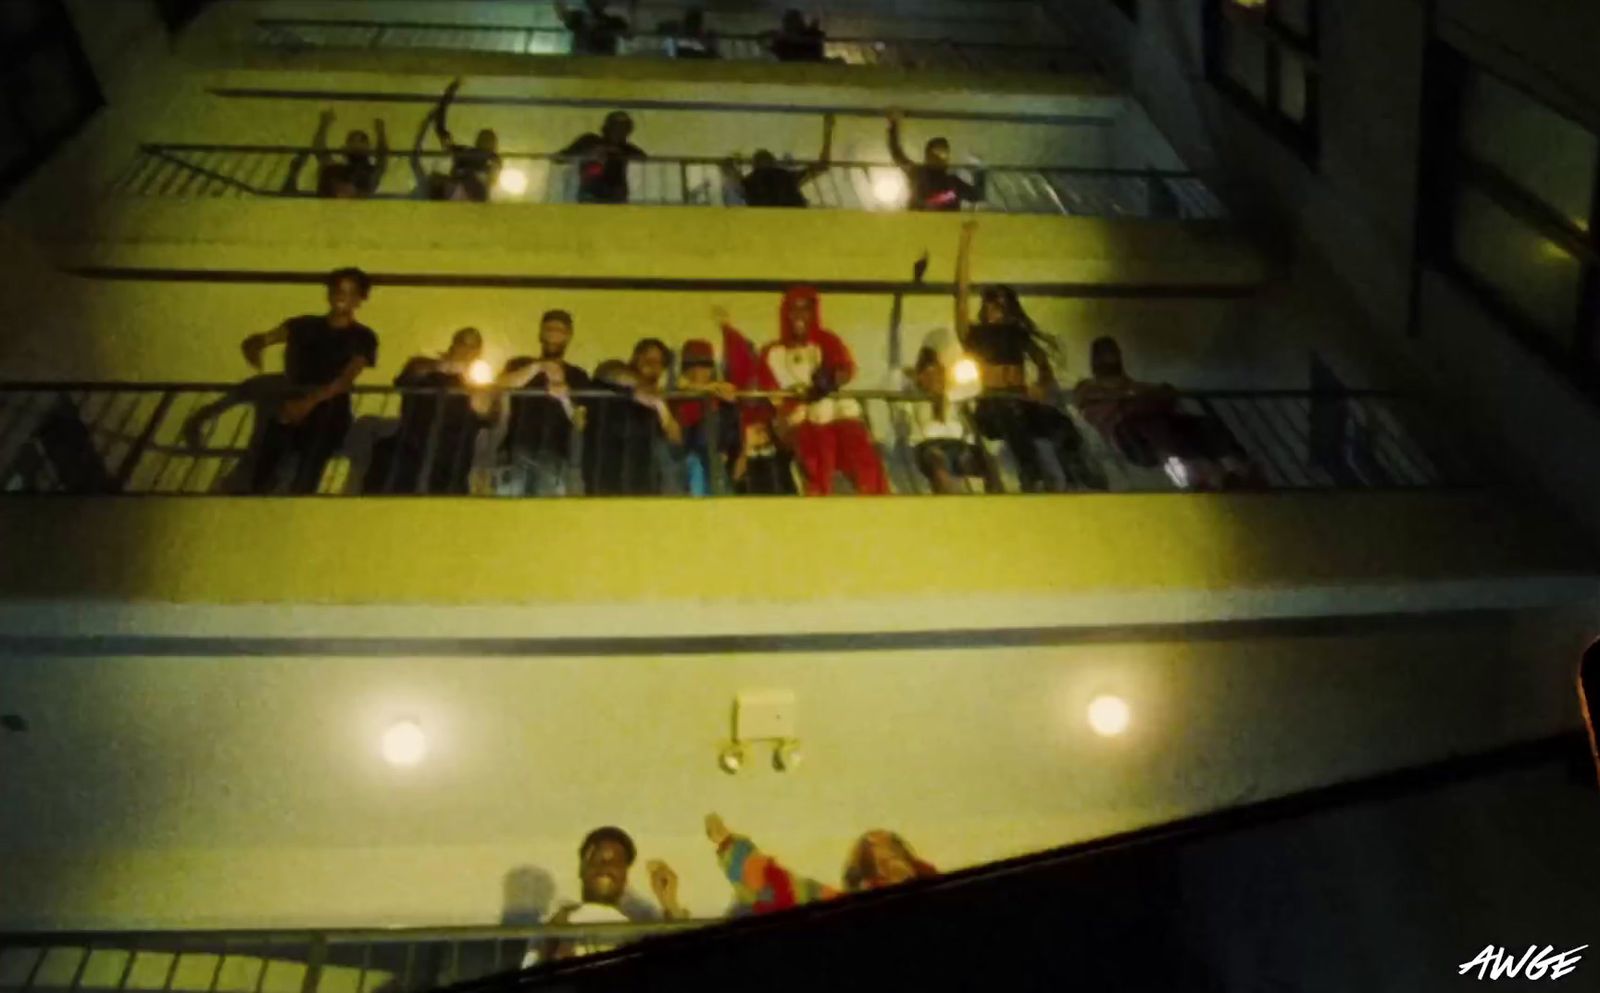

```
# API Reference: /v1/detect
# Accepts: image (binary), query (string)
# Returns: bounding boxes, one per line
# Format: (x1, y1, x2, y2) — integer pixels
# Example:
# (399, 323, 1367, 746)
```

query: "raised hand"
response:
(710, 305, 731, 327)
(704, 812, 732, 847)
(645, 859, 680, 915)
(241, 333, 267, 370)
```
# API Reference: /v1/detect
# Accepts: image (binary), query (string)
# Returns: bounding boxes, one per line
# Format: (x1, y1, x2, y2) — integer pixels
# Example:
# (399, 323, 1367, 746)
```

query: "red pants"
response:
(792, 419, 887, 496)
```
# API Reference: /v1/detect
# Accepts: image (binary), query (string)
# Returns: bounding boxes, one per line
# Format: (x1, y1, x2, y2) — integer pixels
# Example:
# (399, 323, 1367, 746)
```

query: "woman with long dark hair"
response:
(954, 221, 1105, 491)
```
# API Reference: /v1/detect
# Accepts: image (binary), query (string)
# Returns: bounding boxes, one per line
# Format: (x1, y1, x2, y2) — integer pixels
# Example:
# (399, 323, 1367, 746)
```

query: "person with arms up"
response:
(524, 826, 687, 966)
(365, 327, 493, 495)
(887, 109, 984, 212)
(703, 813, 936, 915)
(560, 111, 647, 204)
(285, 110, 388, 198)
(723, 113, 834, 208)
(427, 77, 501, 202)
(555, 0, 630, 56)
(493, 309, 591, 497)
(736, 285, 886, 496)
(955, 221, 1104, 491)
(241, 267, 380, 494)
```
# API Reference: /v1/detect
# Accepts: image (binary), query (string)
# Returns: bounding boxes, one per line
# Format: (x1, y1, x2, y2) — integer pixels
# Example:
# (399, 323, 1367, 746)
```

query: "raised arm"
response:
(433, 78, 462, 149)
(886, 109, 913, 169)
(954, 220, 976, 345)
(312, 109, 335, 168)
(410, 107, 436, 188)
(241, 323, 289, 370)
(798, 112, 835, 184)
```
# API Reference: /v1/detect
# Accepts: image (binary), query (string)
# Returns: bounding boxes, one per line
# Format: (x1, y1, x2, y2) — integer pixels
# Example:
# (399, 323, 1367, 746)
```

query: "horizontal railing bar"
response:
(0, 921, 710, 945)
(252, 17, 1082, 54)
(134, 144, 1190, 178)
(206, 89, 1118, 128)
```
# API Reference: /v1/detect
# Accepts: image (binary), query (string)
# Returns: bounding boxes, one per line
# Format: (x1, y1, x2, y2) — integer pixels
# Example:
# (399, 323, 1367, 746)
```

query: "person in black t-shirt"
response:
(723, 113, 834, 208)
(556, 0, 630, 55)
(581, 354, 681, 497)
(560, 112, 647, 204)
(420, 78, 501, 202)
(767, 9, 826, 62)
(659, 7, 718, 59)
(887, 109, 985, 212)
(241, 267, 380, 494)
(365, 327, 494, 495)
(954, 222, 1103, 492)
(493, 309, 592, 497)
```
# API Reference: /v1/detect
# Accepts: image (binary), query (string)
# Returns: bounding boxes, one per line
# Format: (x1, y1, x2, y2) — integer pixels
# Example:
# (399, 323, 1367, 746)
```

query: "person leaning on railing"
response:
(560, 111, 647, 204)
(491, 309, 592, 498)
(364, 327, 494, 495)
(240, 267, 379, 495)
(668, 336, 743, 496)
(658, 6, 718, 59)
(954, 221, 1104, 492)
(722, 113, 834, 208)
(579, 345, 683, 497)
(900, 345, 1002, 494)
(887, 109, 985, 212)
(766, 8, 827, 62)
(703, 813, 936, 915)
(525, 826, 687, 966)
(556, 0, 631, 56)
(1072, 336, 1267, 491)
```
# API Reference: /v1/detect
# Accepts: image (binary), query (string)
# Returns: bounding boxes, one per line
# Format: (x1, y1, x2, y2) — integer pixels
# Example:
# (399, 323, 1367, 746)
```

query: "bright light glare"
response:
(1087, 695, 1131, 737)
(467, 359, 494, 385)
(872, 170, 907, 207)
(1162, 456, 1190, 490)
(497, 167, 528, 196)
(950, 357, 980, 386)
(382, 720, 428, 766)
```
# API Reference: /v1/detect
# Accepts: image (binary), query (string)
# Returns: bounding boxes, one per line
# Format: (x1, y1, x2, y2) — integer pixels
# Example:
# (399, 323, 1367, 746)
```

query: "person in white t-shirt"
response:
(900, 346, 1000, 494)
(523, 826, 686, 967)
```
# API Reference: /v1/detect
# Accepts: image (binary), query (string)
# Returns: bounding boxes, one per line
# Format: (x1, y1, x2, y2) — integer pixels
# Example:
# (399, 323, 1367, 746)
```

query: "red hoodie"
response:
(754, 286, 862, 426)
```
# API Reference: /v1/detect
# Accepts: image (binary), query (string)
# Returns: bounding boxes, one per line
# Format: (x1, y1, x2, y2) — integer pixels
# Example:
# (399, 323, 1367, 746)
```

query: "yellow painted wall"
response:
(0, 608, 1586, 929)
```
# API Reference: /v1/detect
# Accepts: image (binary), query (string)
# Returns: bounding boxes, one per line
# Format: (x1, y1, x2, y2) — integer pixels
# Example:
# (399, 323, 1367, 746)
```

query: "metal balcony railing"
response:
(250, 17, 1091, 75)
(0, 920, 703, 993)
(110, 144, 1228, 219)
(0, 382, 1481, 498)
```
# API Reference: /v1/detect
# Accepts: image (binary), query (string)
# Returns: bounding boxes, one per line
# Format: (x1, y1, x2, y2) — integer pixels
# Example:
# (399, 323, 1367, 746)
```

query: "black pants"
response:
(974, 396, 1106, 492)
(914, 439, 1001, 494)
(250, 400, 351, 494)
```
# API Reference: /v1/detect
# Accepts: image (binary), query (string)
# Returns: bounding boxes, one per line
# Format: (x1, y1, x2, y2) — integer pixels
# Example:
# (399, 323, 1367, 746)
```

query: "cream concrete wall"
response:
(0, 609, 1585, 929)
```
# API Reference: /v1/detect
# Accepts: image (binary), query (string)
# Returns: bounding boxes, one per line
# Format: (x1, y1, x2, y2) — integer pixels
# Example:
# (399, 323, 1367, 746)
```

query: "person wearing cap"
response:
(669, 337, 742, 495)
(492, 309, 592, 497)
(524, 826, 687, 966)
(559, 111, 647, 204)
(887, 109, 985, 212)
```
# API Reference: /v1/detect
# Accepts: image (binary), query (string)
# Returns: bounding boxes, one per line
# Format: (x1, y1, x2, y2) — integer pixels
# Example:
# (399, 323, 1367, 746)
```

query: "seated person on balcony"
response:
(669, 338, 742, 496)
(901, 346, 1002, 495)
(581, 347, 683, 496)
(241, 267, 379, 494)
(365, 327, 492, 495)
(955, 222, 1104, 492)
(659, 7, 718, 58)
(495, 309, 591, 497)
(887, 110, 985, 212)
(736, 286, 886, 496)
(560, 111, 647, 204)
(523, 826, 687, 966)
(306, 109, 388, 198)
(767, 8, 826, 62)
(704, 813, 936, 915)
(423, 77, 500, 202)
(1074, 336, 1267, 490)
(723, 113, 834, 208)
(556, 0, 630, 56)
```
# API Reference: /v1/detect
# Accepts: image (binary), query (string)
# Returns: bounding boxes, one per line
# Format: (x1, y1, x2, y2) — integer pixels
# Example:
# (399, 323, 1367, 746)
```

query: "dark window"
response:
(0, 0, 102, 198)
(1422, 46, 1600, 398)
(1202, 0, 1320, 160)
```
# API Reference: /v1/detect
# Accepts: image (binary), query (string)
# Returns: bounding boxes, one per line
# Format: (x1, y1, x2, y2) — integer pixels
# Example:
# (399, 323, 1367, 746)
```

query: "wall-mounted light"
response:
(773, 739, 803, 771)
(1086, 695, 1131, 737)
(718, 742, 745, 774)
(382, 719, 428, 766)
(467, 359, 494, 385)
(871, 169, 908, 209)
(497, 166, 529, 196)
(721, 691, 800, 774)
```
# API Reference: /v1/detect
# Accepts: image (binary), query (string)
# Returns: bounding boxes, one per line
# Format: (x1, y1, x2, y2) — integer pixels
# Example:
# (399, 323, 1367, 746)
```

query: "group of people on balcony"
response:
(231, 224, 1264, 498)
(520, 816, 937, 964)
(290, 79, 984, 211)
(557, 1, 833, 63)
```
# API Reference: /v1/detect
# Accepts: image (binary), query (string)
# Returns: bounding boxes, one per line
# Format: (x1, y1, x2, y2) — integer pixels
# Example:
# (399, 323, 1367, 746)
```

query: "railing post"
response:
(706, 400, 729, 496)
(416, 388, 448, 495)
(299, 935, 328, 993)
(113, 391, 176, 492)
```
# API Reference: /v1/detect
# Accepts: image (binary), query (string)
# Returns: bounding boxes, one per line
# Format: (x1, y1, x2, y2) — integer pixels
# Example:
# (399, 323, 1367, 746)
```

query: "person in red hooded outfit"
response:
(728, 286, 887, 496)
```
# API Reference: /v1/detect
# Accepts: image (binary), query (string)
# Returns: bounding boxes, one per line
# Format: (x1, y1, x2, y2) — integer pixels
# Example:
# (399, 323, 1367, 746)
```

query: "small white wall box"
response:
(734, 690, 797, 742)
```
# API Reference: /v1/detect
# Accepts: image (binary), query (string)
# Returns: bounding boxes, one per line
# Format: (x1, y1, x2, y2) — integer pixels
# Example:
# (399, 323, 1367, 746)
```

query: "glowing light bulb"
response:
(497, 167, 528, 196)
(951, 357, 980, 386)
(467, 359, 494, 385)
(382, 719, 427, 766)
(872, 170, 908, 207)
(1087, 695, 1131, 737)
